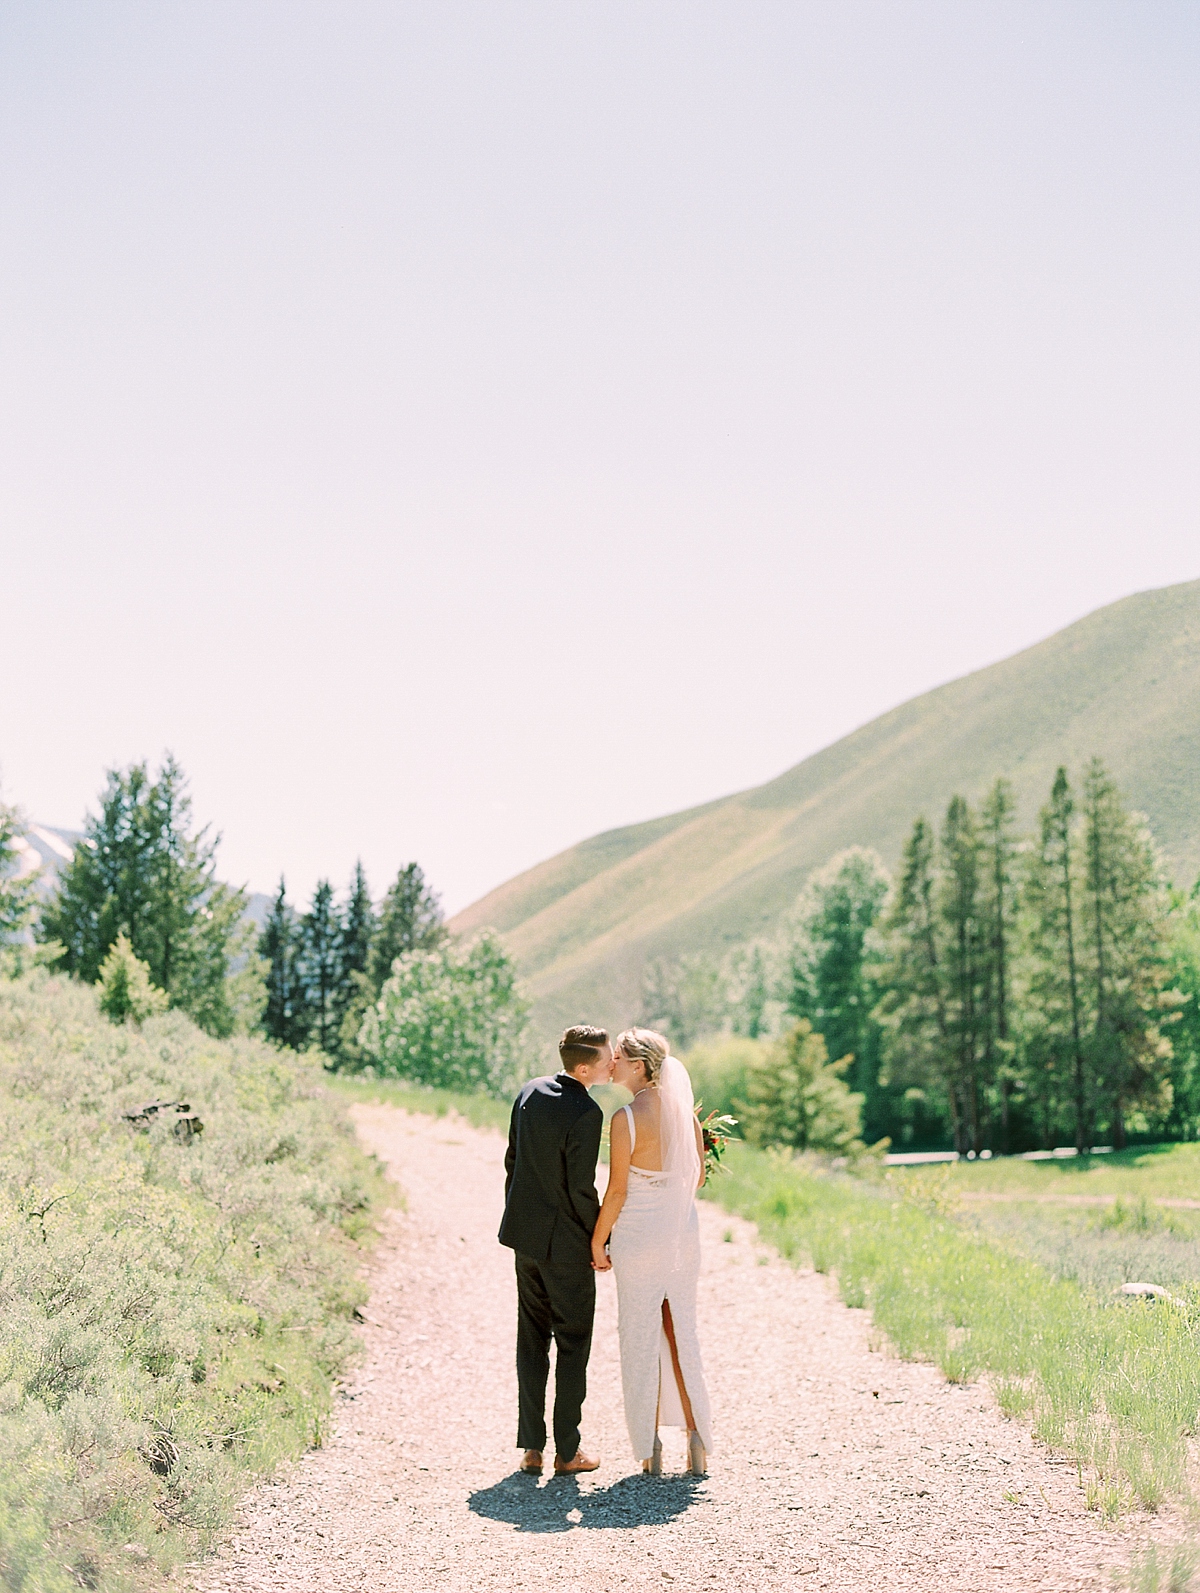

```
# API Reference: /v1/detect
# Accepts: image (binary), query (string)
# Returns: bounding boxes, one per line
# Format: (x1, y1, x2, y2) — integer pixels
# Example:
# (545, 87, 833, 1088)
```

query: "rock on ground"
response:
(190, 1104, 1155, 1592)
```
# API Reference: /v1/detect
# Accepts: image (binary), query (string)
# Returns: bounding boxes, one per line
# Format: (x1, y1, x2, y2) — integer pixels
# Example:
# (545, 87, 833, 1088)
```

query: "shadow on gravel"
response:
(468, 1470, 704, 1532)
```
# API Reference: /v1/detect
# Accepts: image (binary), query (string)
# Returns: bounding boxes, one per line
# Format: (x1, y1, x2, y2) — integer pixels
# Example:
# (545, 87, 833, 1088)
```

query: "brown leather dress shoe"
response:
(553, 1449, 600, 1474)
(520, 1450, 543, 1473)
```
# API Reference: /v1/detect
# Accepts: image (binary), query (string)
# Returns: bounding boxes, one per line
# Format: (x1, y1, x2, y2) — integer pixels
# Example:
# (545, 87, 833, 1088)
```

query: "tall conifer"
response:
(1079, 759, 1175, 1146)
(875, 817, 957, 1144)
(299, 880, 343, 1058)
(787, 848, 889, 1126)
(40, 756, 247, 1035)
(0, 800, 35, 946)
(341, 861, 375, 986)
(979, 778, 1019, 1148)
(335, 861, 377, 1065)
(370, 863, 444, 993)
(259, 877, 306, 1048)
(940, 795, 985, 1153)
(1026, 767, 1088, 1149)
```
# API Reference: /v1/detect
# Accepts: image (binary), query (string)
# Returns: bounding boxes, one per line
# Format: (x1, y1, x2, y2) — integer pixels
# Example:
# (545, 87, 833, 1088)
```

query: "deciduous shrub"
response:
(682, 1034, 768, 1119)
(0, 971, 386, 1591)
(358, 930, 529, 1097)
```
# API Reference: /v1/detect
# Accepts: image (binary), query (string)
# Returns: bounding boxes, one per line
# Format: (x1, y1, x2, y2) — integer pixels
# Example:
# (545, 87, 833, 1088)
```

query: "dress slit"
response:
(610, 1106, 713, 1461)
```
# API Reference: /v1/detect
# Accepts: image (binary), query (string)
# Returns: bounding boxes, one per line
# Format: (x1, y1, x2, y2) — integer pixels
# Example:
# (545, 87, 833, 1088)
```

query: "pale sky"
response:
(2, 1, 1198, 914)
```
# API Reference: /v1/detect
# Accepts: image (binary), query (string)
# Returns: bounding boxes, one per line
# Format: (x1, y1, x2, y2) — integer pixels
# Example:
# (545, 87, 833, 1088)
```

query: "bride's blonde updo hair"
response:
(615, 1027, 669, 1086)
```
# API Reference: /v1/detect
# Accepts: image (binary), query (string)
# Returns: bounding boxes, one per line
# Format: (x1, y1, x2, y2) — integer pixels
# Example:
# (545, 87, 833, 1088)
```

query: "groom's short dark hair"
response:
(559, 1025, 609, 1074)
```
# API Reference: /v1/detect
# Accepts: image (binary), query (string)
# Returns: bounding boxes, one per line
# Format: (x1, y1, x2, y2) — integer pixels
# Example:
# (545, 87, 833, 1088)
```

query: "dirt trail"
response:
(192, 1104, 1151, 1592)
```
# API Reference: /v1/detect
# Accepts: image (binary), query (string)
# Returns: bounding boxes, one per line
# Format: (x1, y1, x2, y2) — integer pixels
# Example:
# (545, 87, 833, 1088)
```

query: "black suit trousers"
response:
(514, 1252, 596, 1459)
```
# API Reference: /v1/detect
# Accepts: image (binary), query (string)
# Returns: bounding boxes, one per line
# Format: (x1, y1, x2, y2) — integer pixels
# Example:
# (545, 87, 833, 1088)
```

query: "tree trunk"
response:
(1111, 1097, 1126, 1151)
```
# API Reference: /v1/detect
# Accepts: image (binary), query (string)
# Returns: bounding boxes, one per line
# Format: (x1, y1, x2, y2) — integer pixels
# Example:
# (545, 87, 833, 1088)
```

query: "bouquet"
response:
(697, 1105, 739, 1180)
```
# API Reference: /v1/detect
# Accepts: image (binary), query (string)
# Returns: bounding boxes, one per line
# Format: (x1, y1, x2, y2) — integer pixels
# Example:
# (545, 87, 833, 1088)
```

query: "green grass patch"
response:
(928, 1142, 1200, 1202)
(961, 1199, 1200, 1296)
(0, 972, 390, 1592)
(326, 1071, 630, 1142)
(707, 1142, 1200, 1515)
(324, 1072, 513, 1132)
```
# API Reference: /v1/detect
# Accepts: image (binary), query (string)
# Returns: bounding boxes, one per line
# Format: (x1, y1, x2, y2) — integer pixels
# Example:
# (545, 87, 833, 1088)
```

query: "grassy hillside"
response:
(452, 578, 1200, 1039)
(0, 971, 386, 1592)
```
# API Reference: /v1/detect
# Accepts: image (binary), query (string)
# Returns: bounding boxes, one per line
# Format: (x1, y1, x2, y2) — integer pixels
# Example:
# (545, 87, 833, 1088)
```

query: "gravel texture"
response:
(190, 1104, 1160, 1592)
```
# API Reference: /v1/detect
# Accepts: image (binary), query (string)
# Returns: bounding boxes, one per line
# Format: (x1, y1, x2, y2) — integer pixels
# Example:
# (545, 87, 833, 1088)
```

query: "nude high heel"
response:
(642, 1435, 662, 1475)
(687, 1430, 707, 1476)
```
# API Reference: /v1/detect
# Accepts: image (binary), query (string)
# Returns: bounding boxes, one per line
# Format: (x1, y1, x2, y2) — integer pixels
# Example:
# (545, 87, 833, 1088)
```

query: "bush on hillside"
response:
(358, 930, 529, 1097)
(736, 1019, 866, 1156)
(682, 1034, 770, 1119)
(0, 971, 385, 1592)
(97, 933, 169, 1025)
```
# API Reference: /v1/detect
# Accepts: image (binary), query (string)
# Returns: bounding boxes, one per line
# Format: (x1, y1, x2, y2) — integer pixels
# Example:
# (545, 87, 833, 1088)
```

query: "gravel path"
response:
(191, 1104, 1152, 1593)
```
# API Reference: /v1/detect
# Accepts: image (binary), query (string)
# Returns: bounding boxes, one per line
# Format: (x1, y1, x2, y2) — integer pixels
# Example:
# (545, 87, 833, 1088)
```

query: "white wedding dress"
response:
(608, 1056, 714, 1462)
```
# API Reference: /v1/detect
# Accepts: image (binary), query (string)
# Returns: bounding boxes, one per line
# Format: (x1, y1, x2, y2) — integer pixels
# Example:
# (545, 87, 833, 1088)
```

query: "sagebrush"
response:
(0, 971, 387, 1592)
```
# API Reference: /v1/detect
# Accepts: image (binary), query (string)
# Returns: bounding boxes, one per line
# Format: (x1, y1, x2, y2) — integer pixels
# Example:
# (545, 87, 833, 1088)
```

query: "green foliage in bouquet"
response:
(0, 970, 387, 1591)
(697, 1107, 739, 1180)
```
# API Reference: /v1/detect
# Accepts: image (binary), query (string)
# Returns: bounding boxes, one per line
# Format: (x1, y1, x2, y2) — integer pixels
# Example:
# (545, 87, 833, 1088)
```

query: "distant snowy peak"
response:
(13, 824, 271, 928)
(12, 825, 81, 897)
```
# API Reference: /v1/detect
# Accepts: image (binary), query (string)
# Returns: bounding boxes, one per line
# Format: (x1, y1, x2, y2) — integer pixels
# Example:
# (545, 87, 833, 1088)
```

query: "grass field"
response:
(707, 1142, 1200, 1518)
(908, 1142, 1200, 1202)
(0, 973, 388, 1593)
(451, 578, 1200, 1038)
(881, 1145, 1200, 1300)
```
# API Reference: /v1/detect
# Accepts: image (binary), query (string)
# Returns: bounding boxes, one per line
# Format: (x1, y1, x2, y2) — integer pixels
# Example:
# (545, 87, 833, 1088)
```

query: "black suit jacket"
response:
(498, 1072, 603, 1266)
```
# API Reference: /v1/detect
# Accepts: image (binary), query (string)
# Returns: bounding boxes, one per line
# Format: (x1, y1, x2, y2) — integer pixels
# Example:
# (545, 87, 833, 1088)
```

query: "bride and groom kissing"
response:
(498, 1024, 714, 1479)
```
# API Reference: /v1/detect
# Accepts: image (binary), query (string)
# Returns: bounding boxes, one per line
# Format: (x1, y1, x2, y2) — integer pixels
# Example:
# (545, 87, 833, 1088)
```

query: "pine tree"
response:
(736, 1019, 863, 1154)
(258, 877, 307, 1049)
(1079, 758, 1175, 1147)
(97, 933, 169, 1025)
(1165, 879, 1200, 1140)
(336, 861, 377, 1065)
(299, 880, 343, 1057)
(978, 778, 1020, 1149)
(787, 848, 889, 1131)
(40, 756, 247, 1035)
(940, 795, 986, 1153)
(341, 861, 375, 987)
(1025, 767, 1089, 1150)
(0, 800, 35, 948)
(369, 863, 444, 993)
(874, 817, 956, 1144)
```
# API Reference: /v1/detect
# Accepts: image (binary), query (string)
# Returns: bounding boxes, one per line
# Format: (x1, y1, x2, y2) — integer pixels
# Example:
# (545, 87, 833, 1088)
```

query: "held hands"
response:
(591, 1238, 612, 1272)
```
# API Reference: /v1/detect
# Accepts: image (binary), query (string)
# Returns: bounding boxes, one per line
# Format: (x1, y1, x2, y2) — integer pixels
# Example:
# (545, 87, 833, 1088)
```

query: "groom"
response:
(498, 1024, 614, 1475)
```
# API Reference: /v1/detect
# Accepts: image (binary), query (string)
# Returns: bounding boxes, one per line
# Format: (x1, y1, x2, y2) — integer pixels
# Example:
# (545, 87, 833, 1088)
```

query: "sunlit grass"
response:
(961, 1199, 1200, 1295)
(325, 1071, 513, 1132)
(925, 1142, 1200, 1201)
(707, 1142, 1200, 1514)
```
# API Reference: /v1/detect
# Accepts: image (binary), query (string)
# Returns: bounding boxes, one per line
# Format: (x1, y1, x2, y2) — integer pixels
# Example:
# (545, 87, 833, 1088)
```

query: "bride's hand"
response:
(591, 1238, 612, 1272)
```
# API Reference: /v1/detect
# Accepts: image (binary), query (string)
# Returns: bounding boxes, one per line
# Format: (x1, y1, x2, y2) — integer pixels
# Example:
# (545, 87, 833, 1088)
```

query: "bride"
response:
(591, 1027, 714, 1476)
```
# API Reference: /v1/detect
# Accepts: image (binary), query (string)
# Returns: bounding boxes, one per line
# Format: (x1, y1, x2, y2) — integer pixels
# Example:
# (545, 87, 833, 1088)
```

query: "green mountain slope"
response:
(452, 578, 1200, 1038)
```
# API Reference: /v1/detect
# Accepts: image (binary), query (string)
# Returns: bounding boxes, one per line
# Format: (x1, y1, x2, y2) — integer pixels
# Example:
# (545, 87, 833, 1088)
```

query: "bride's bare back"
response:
(627, 1088, 663, 1170)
